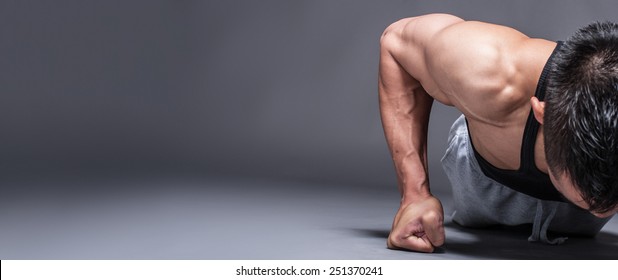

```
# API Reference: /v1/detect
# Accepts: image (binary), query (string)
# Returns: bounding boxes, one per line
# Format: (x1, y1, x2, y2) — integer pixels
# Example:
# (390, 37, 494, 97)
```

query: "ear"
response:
(530, 97, 545, 125)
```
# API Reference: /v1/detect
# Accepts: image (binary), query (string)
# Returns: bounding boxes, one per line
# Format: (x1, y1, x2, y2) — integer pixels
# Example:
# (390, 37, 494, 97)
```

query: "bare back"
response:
(384, 14, 557, 170)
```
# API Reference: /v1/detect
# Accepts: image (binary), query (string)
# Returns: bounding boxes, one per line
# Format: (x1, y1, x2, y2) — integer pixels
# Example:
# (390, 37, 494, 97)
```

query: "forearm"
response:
(379, 80, 433, 205)
(377, 15, 469, 206)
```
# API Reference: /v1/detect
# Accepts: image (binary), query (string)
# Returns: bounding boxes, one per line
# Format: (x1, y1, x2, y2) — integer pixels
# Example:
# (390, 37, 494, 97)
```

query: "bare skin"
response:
(379, 14, 617, 253)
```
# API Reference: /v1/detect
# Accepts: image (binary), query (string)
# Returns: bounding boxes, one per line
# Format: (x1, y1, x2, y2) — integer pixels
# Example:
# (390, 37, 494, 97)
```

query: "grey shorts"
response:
(441, 115, 611, 243)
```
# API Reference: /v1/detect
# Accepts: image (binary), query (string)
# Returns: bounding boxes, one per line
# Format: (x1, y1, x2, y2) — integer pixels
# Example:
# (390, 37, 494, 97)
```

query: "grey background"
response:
(4, 0, 618, 187)
(2, 0, 618, 259)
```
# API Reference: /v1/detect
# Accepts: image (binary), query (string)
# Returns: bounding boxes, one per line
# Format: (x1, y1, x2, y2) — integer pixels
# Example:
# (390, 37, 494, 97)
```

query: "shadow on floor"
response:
(347, 222, 618, 259)
(443, 222, 618, 259)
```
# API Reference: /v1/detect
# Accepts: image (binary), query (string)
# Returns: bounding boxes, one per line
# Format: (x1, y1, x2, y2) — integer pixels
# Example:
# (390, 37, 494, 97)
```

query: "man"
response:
(379, 13, 618, 253)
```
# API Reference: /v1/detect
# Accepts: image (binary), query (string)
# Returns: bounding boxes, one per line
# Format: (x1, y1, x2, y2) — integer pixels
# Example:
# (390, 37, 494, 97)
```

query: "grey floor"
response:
(1, 175, 617, 260)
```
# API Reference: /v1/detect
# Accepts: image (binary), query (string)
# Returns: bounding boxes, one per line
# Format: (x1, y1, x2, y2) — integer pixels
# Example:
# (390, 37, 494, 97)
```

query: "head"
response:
(537, 21, 618, 217)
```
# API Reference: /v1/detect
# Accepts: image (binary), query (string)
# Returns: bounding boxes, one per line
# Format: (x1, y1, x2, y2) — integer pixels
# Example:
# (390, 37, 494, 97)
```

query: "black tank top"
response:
(468, 41, 566, 202)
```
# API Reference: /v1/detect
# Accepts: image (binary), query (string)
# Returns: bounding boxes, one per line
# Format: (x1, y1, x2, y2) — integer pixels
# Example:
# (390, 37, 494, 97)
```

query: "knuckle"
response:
(387, 234, 399, 248)
(424, 211, 443, 223)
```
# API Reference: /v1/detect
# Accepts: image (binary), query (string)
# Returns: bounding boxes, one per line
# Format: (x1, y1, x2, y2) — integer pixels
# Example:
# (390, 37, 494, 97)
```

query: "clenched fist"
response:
(387, 196, 445, 253)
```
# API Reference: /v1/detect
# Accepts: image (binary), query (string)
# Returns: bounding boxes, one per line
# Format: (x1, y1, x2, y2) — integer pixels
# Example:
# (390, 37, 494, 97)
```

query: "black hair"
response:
(545, 21, 618, 213)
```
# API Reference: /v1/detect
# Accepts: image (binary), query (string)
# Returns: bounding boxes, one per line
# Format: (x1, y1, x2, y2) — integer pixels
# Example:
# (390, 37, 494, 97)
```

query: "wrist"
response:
(400, 190, 432, 206)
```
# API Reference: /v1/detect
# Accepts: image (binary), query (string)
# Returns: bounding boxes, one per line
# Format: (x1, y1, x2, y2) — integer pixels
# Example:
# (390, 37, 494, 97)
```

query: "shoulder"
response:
(382, 15, 530, 98)
(427, 21, 529, 107)
(383, 14, 528, 58)
(425, 19, 531, 93)
(381, 14, 555, 124)
(423, 19, 555, 125)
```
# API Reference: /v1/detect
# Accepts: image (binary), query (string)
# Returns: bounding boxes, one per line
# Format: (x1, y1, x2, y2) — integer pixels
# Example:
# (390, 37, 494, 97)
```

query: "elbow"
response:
(380, 18, 408, 47)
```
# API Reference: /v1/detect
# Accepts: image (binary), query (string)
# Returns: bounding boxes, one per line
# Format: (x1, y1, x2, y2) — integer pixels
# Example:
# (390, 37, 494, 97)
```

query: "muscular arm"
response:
(378, 33, 433, 205)
(378, 14, 463, 252)
(379, 14, 463, 206)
